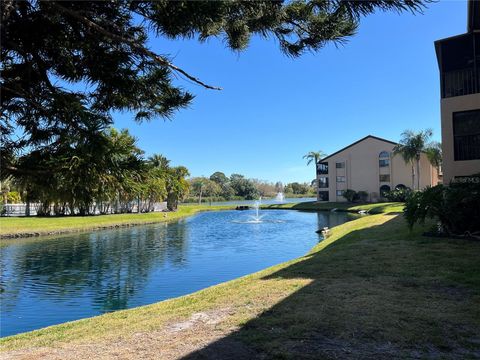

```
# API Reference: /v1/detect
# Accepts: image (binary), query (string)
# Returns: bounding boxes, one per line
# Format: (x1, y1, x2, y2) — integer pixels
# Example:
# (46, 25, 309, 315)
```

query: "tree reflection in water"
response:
(1, 221, 189, 314)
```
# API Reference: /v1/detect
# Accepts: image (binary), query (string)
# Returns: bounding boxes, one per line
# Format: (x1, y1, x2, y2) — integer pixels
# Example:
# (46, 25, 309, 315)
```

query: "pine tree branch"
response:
(51, 3, 222, 91)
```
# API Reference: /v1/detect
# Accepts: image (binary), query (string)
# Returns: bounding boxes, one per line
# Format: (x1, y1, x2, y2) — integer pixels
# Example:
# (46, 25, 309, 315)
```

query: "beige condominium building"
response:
(316, 135, 440, 202)
(434, 0, 480, 184)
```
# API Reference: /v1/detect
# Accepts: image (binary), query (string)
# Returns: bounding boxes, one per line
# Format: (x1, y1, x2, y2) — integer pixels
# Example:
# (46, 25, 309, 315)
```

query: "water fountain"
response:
(232, 197, 285, 224)
(248, 197, 265, 223)
(275, 192, 285, 202)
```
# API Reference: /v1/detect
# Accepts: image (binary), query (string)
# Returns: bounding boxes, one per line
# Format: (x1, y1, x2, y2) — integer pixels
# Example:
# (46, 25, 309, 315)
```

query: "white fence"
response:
(1, 202, 168, 217)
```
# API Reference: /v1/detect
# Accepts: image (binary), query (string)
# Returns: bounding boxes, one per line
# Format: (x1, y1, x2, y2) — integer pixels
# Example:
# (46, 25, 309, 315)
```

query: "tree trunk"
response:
(416, 158, 421, 190)
(167, 192, 178, 211)
(411, 164, 415, 190)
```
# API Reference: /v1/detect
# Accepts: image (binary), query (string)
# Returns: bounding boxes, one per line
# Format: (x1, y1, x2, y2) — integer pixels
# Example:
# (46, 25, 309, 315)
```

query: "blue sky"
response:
(113, 1, 466, 184)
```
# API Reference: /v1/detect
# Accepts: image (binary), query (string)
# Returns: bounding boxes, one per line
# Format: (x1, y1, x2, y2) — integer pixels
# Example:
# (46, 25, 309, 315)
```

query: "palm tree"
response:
(165, 166, 190, 211)
(303, 151, 326, 166)
(192, 178, 205, 204)
(148, 154, 170, 170)
(393, 129, 433, 190)
(303, 151, 326, 184)
(425, 141, 442, 173)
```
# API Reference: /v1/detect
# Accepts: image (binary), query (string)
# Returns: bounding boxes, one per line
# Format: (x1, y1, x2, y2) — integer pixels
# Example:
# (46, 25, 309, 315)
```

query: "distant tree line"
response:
(186, 173, 315, 203)
(1, 128, 189, 216)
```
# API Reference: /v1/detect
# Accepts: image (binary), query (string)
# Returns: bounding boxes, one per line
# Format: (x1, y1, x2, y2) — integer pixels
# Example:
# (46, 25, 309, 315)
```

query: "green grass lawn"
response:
(0, 204, 234, 238)
(1, 211, 479, 358)
(263, 201, 405, 214)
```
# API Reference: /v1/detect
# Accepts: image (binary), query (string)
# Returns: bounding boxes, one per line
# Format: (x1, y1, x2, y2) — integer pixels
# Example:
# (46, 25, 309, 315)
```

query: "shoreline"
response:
(0, 205, 235, 240)
(0, 202, 403, 240)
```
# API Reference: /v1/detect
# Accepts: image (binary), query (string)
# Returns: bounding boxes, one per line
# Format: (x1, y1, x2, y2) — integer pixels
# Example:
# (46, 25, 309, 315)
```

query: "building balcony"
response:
(316, 162, 328, 175)
(443, 67, 479, 98)
(435, 32, 480, 99)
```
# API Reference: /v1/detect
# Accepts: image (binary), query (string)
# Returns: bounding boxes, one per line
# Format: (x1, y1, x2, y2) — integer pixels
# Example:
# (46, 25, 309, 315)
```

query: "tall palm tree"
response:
(303, 151, 326, 188)
(148, 154, 170, 170)
(393, 129, 433, 190)
(303, 151, 326, 166)
(425, 141, 442, 173)
(303, 150, 326, 165)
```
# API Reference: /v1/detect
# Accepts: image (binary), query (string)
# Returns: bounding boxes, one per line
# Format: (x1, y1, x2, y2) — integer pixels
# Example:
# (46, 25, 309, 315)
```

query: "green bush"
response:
(342, 189, 357, 202)
(357, 191, 368, 202)
(404, 181, 480, 236)
(342, 189, 369, 203)
(384, 187, 412, 202)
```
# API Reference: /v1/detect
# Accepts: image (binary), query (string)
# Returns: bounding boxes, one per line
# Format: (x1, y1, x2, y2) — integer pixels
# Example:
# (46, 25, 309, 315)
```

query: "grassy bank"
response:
(0, 204, 234, 239)
(2, 211, 479, 358)
(263, 201, 405, 214)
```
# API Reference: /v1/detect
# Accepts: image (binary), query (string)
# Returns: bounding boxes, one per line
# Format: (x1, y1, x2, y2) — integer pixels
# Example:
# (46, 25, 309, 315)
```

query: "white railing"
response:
(1, 202, 167, 217)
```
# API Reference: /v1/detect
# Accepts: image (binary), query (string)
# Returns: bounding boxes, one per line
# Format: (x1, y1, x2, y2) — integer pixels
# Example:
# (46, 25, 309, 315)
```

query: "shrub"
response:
(342, 189, 358, 202)
(404, 181, 480, 236)
(384, 187, 412, 202)
(357, 191, 368, 202)
(342, 189, 369, 203)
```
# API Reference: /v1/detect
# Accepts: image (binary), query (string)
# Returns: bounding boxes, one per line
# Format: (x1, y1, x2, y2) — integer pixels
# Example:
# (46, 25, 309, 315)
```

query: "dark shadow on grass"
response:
(181, 215, 480, 359)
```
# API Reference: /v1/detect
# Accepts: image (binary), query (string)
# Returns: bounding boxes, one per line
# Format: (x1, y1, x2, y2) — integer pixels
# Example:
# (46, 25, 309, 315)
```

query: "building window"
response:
(318, 177, 329, 188)
(318, 191, 329, 201)
(336, 176, 346, 182)
(379, 174, 390, 182)
(379, 159, 390, 167)
(336, 190, 344, 196)
(336, 162, 345, 169)
(317, 162, 329, 175)
(379, 185, 391, 197)
(379, 151, 390, 167)
(395, 184, 407, 190)
(453, 109, 480, 161)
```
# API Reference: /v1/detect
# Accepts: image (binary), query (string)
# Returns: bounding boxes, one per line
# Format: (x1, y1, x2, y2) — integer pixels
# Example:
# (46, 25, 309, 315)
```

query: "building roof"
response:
(319, 135, 398, 162)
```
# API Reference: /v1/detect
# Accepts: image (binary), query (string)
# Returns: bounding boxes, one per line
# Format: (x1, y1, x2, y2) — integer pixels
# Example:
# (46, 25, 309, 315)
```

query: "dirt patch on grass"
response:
(1, 308, 241, 360)
(165, 308, 234, 333)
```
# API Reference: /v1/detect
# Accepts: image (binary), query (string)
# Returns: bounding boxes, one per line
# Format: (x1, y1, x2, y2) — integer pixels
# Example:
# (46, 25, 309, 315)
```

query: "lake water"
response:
(0, 210, 357, 337)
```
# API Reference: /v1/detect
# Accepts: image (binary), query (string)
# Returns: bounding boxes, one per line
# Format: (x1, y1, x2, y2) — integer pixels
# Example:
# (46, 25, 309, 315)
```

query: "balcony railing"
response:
(443, 67, 478, 98)
(316, 162, 328, 175)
